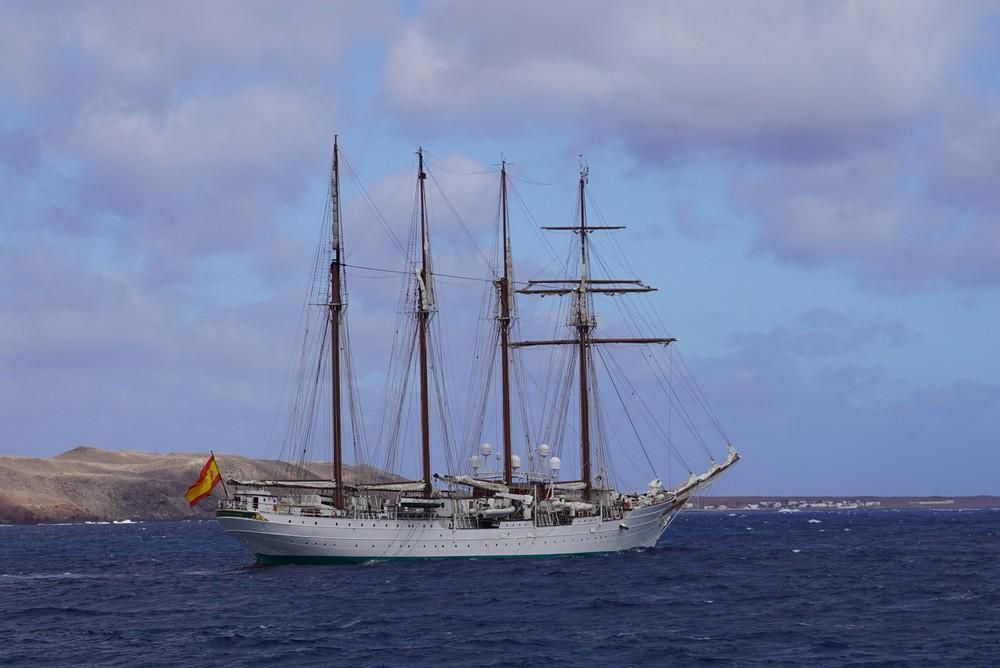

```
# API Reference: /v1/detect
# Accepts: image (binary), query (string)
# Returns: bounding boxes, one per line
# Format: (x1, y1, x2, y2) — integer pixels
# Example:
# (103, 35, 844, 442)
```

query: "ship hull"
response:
(217, 501, 681, 564)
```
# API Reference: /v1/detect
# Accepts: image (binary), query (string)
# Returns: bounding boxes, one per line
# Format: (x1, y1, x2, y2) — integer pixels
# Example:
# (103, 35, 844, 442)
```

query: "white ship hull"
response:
(217, 500, 680, 564)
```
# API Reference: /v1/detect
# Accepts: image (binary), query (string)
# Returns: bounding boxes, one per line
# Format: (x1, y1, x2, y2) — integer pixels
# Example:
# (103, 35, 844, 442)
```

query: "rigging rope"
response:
(595, 345, 658, 479)
(587, 241, 723, 461)
(339, 151, 409, 260)
(425, 165, 497, 279)
(342, 262, 492, 284)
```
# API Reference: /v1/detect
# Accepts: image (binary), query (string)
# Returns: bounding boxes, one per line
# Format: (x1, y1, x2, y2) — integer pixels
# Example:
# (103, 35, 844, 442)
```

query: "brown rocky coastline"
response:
(0, 446, 375, 524)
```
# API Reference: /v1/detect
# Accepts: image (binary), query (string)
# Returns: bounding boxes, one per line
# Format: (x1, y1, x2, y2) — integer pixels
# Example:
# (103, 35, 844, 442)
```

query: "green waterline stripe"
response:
(255, 550, 624, 566)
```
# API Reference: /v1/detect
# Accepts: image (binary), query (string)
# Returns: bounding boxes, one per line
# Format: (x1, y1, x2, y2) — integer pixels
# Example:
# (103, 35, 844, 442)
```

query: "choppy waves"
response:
(1, 511, 998, 666)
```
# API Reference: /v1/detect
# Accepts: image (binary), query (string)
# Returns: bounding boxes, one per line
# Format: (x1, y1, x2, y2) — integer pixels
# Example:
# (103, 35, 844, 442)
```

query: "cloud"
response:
(0, 1, 398, 286)
(1, 1, 390, 105)
(692, 310, 999, 495)
(384, 1, 973, 159)
(732, 130, 1000, 291)
(1, 1, 995, 500)
(0, 2, 403, 458)
(928, 101, 1000, 209)
(673, 199, 721, 241)
(0, 242, 303, 456)
(68, 86, 331, 272)
(385, 2, 1000, 292)
(730, 308, 917, 359)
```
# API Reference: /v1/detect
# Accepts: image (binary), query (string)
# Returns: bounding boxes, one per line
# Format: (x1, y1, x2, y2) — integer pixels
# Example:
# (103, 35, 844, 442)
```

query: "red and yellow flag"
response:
(185, 454, 222, 507)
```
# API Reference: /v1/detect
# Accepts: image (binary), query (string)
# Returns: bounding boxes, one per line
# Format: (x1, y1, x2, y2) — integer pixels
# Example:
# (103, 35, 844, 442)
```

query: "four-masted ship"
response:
(216, 139, 739, 564)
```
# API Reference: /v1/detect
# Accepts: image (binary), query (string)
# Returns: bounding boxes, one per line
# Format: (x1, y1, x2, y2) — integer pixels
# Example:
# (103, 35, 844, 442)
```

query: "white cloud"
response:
(733, 136, 1000, 290)
(0, 2, 400, 286)
(928, 102, 1000, 208)
(695, 311, 1000, 494)
(383, 2, 1000, 292)
(384, 1, 974, 157)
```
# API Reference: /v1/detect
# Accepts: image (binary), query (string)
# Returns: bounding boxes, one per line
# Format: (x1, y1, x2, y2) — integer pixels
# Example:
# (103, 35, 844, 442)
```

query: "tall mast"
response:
(499, 161, 514, 487)
(416, 148, 433, 497)
(576, 162, 592, 500)
(329, 136, 345, 509)
(510, 159, 676, 501)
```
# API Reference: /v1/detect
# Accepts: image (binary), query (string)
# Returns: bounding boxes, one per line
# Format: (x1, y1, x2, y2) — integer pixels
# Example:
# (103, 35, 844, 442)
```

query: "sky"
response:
(1, 0, 998, 496)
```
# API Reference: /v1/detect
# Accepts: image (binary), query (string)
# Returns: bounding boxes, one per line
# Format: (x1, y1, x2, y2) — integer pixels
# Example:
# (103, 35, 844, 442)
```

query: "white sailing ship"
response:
(217, 139, 739, 564)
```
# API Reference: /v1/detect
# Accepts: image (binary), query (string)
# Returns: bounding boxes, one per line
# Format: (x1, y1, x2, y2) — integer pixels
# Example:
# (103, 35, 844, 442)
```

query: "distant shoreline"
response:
(692, 495, 999, 511)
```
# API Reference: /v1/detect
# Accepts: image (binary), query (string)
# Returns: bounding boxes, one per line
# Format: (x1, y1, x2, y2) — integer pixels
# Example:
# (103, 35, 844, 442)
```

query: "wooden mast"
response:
(576, 163, 593, 500)
(499, 161, 514, 487)
(416, 148, 433, 497)
(329, 136, 344, 509)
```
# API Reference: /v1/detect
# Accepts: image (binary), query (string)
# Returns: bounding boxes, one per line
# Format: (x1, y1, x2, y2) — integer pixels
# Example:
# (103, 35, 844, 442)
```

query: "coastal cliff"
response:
(0, 446, 375, 524)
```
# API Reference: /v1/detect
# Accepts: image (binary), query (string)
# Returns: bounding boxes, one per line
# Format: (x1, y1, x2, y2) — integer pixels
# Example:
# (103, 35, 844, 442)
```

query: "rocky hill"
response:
(0, 446, 381, 524)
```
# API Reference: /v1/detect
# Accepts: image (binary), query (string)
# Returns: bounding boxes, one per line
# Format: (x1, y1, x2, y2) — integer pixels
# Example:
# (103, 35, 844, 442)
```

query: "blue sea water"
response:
(1, 510, 997, 667)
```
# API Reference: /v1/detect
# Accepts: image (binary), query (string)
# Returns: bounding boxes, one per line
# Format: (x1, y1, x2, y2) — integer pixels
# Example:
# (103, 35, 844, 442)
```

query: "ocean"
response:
(1, 509, 997, 666)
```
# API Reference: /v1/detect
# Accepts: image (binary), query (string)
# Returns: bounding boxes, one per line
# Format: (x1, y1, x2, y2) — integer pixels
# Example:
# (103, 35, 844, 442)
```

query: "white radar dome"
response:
(480, 442, 492, 457)
(550, 456, 561, 472)
(538, 444, 550, 458)
(510, 454, 521, 470)
(470, 455, 480, 470)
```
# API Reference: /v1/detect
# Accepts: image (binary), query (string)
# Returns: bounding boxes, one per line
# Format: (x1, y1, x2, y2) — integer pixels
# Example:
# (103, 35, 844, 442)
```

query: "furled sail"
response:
(435, 473, 509, 493)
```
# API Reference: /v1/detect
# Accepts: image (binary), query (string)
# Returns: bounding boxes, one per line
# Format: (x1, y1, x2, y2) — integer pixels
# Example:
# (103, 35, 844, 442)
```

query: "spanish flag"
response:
(185, 454, 222, 507)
